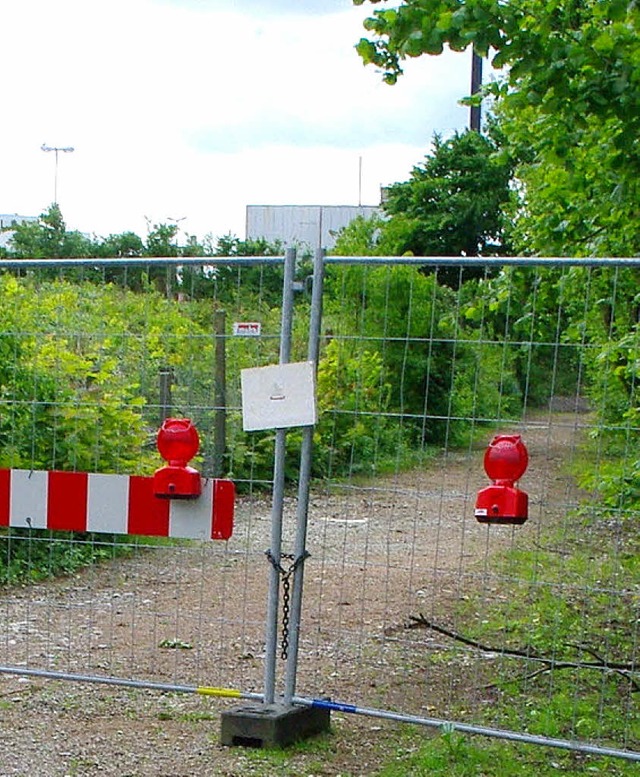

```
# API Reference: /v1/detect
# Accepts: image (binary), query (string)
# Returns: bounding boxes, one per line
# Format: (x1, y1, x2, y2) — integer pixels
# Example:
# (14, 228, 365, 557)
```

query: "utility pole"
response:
(470, 50, 483, 132)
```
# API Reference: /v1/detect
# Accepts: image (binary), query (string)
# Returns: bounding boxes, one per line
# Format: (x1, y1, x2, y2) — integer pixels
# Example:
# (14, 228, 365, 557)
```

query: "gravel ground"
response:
(0, 411, 585, 776)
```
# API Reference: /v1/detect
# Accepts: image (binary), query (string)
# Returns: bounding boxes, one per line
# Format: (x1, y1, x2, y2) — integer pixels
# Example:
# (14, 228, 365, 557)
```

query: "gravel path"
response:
(0, 412, 585, 776)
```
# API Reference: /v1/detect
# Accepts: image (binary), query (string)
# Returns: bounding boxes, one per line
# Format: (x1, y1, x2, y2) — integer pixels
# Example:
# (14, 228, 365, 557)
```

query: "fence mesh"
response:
(0, 257, 638, 760)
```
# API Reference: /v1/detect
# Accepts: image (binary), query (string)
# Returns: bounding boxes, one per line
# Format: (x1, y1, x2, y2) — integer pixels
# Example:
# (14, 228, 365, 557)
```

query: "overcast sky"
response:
(1, 0, 472, 241)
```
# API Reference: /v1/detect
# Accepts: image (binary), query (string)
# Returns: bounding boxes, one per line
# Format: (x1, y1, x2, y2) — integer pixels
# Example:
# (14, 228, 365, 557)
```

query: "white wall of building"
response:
(246, 204, 380, 251)
(0, 213, 38, 250)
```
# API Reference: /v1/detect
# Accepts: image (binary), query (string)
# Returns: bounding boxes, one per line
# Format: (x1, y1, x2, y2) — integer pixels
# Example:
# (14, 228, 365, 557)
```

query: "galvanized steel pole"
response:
(2, 665, 639, 762)
(213, 309, 227, 477)
(284, 248, 325, 703)
(263, 246, 297, 704)
(158, 366, 173, 424)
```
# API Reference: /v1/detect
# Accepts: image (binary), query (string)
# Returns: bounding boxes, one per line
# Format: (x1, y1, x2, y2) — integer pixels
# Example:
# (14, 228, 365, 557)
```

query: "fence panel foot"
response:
(220, 702, 330, 748)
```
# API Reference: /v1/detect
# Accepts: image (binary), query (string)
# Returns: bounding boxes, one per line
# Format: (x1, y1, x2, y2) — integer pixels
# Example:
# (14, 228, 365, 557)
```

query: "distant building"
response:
(0, 213, 38, 251)
(245, 204, 380, 252)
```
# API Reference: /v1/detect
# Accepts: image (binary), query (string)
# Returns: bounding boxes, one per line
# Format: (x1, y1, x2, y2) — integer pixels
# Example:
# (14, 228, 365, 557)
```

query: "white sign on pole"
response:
(233, 322, 261, 337)
(241, 361, 317, 431)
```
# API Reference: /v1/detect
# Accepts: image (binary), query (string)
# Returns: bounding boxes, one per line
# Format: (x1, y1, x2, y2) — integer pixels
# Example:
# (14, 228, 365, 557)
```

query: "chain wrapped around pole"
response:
(265, 549, 310, 660)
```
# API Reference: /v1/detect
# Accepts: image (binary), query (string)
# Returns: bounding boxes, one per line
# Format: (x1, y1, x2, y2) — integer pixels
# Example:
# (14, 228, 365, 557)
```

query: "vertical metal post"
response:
(213, 309, 227, 478)
(159, 367, 173, 424)
(470, 49, 483, 132)
(284, 248, 325, 704)
(264, 247, 297, 705)
(54, 148, 59, 204)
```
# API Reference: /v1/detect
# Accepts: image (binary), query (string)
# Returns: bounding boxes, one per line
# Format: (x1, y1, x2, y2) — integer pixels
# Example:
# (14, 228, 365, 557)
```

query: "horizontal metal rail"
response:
(0, 255, 638, 270)
(0, 256, 286, 269)
(324, 256, 640, 267)
(1, 665, 638, 762)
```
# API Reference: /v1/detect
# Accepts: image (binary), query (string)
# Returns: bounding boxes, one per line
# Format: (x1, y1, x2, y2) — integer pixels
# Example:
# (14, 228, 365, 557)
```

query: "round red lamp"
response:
(475, 434, 529, 525)
(153, 418, 202, 499)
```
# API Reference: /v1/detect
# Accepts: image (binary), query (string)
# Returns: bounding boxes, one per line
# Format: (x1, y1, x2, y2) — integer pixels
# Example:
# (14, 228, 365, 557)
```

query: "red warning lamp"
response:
(154, 418, 202, 499)
(474, 434, 529, 525)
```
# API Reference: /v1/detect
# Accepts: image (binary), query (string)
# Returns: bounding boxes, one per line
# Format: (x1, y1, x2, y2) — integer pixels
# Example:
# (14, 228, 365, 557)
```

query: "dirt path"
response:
(0, 412, 586, 776)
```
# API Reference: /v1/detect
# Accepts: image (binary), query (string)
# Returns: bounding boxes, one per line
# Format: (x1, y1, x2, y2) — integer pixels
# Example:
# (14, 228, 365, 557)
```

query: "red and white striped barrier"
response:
(0, 469, 234, 541)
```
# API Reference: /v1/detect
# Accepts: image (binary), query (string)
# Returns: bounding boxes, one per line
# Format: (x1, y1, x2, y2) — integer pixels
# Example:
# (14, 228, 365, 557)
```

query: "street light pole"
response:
(167, 216, 186, 246)
(41, 143, 75, 204)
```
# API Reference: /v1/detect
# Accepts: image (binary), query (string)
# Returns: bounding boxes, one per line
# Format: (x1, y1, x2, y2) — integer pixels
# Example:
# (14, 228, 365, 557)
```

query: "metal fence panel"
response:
(295, 257, 639, 758)
(0, 256, 638, 762)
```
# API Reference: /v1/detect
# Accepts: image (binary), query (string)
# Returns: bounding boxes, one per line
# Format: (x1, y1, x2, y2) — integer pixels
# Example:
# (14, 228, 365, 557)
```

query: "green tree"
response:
(212, 234, 283, 258)
(96, 231, 144, 258)
(324, 264, 521, 448)
(331, 213, 387, 257)
(180, 233, 286, 304)
(333, 130, 513, 286)
(382, 130, 513, 259)
(504, 111, 640, 257)
(355, 0, 639, 146)
(355, 0, 640, 257)
(9, 204, 95, 259)
(355, 2, 639, 515)
(144, 221, 179, 257)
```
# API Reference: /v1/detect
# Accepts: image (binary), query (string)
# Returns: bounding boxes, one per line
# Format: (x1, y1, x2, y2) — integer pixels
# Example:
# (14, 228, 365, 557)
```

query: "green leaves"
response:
(378, 130, 514, 262)
(0, 274, 216, 474)
(355, 37, 377, 64)
(356, 1, 640, 162)
(10, 204, 95, 259)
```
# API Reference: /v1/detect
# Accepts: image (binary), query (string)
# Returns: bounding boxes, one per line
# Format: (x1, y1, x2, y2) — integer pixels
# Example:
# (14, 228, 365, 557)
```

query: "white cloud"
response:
(0, 0, 472, 241)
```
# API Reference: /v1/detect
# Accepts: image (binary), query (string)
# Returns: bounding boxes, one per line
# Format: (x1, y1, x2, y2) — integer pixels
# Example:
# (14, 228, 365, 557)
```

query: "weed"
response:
(377, 731, 639, 776)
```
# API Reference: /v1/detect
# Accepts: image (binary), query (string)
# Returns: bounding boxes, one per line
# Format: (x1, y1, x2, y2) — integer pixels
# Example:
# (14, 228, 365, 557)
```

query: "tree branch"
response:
(407, 613, 640, 691)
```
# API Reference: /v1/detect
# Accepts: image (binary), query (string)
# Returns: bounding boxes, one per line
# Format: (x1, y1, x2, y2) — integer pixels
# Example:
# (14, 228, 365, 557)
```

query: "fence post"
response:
(213, 309, 227, 478)
(221, 248, 329, 747)
(263, 246, 296, 705)
(284, 247, 325, 703)
(159, 366, 173, 424)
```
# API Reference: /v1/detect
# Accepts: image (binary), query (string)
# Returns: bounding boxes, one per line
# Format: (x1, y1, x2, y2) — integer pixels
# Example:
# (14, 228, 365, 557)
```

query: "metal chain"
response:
(265, 549, 310, 660)
(280, 563, 292, 660)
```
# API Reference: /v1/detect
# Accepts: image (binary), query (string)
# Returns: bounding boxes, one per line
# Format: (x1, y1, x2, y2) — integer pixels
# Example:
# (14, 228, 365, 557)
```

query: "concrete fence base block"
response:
(220, 702, 331, 748)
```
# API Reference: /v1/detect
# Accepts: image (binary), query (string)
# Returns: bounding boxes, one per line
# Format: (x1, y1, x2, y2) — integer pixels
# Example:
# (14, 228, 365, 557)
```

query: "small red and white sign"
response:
(0, 469, 234, 541)
(233, 322, 261, 337)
